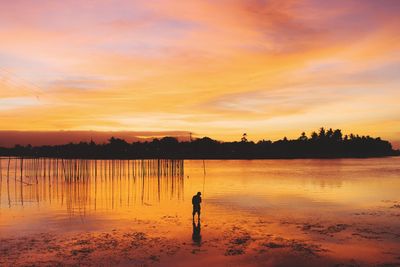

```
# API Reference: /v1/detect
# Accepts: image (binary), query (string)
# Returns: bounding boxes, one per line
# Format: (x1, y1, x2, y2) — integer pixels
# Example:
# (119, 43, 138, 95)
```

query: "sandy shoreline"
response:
(2, 206, 400, 267)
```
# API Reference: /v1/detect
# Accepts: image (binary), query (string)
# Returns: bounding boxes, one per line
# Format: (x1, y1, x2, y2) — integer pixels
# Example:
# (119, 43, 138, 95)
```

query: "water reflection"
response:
(0, 158, 184, 216)
(1, 158, 400, 266)
(192, 219, 202, 246)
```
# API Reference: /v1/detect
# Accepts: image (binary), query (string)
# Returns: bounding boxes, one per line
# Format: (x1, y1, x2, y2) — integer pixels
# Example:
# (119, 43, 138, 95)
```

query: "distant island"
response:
(0, 128, 398, 159)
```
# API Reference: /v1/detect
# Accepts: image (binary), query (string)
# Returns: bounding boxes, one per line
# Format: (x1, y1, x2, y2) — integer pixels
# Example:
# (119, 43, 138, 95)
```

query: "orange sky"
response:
(0, 0, 399, 146)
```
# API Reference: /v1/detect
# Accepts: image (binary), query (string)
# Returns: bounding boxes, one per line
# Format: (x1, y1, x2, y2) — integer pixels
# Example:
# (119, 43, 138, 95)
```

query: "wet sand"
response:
(1, 200, 400, 267)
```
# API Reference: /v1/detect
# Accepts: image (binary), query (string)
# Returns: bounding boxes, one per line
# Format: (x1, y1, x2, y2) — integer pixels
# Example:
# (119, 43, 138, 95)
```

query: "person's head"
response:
(197, 192, 201, 196)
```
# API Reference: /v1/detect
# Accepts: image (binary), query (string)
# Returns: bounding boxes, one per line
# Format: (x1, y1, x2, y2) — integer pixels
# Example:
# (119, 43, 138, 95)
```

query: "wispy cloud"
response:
(0, 0, 399, 144)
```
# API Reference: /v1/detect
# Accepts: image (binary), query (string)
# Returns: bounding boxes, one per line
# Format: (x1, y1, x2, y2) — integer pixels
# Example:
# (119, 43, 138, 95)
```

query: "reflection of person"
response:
(192, 220, 201, 245)
(192, 192, 202, 220)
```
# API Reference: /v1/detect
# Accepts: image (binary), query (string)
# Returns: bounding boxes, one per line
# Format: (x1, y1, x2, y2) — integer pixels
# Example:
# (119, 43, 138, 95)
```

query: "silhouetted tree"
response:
(311, 131, 318, 141)
(332, 129, 343, 141)
(298, 132, 308, 141)
(0, 128, 397, 159)
(319, 127, 326, 139)
(241, 133, 248, 142)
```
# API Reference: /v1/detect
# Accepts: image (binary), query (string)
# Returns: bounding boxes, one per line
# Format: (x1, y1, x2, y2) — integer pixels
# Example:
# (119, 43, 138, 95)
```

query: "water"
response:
(1, 157, 400, 266)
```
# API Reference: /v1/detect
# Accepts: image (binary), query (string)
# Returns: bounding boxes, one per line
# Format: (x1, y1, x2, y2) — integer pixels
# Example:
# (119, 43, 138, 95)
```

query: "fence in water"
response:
(0, 158, 185, 214)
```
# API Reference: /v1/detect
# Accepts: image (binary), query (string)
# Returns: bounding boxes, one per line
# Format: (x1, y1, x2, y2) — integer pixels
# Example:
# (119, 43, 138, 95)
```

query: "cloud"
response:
(0, 97, 41, 110)
(0, 0, 398, 144)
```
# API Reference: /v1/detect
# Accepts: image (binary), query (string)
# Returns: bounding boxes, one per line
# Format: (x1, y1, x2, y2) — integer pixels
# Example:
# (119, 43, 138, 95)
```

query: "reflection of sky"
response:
(0, 0, 399, 146)
(1, 158, 400, 236)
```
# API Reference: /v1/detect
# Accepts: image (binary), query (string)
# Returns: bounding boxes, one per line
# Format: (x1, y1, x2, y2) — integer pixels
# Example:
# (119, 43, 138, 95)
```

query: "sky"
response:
(0, 0, 399, 147)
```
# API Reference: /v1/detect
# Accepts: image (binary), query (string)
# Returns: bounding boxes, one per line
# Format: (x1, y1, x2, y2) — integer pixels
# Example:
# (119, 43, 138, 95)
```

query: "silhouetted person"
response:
(192, 192, 202, 220)
(192, 219, 201, 246)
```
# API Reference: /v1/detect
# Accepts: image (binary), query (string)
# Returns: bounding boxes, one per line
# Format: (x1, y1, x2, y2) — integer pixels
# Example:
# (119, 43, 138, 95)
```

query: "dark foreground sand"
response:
(2, 202, 400, 267)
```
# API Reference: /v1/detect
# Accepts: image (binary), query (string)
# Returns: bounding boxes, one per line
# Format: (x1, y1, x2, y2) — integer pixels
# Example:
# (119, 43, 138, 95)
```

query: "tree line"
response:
(0, 128, 398, 159)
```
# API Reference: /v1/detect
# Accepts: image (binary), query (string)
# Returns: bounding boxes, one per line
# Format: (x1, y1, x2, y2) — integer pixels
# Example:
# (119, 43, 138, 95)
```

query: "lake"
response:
(1, 157, 400, 266)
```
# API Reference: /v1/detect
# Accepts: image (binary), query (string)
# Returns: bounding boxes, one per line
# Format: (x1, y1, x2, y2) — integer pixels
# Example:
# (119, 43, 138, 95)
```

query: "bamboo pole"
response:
(7, 157, 11, 207)
(0, 157, 2, 206)
(14, 157, 17, 201)
(7, 157, 11, 183)
(20, 157, 24, 205)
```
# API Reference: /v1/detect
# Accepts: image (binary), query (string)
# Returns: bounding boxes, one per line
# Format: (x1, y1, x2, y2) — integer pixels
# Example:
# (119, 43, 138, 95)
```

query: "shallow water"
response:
(1, 157, 400, 266)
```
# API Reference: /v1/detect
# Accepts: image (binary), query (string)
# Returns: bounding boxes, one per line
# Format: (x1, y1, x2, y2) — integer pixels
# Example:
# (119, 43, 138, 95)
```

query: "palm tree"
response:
(241, 133, 248, 142)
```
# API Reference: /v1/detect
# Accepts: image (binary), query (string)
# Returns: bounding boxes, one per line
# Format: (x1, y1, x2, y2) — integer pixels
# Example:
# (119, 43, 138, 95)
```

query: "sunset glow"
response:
(1, 0, 399, 145)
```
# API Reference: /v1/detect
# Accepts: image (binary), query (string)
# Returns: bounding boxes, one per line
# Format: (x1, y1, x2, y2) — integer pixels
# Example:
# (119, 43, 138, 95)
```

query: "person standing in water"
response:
(192, 192, 202, 220)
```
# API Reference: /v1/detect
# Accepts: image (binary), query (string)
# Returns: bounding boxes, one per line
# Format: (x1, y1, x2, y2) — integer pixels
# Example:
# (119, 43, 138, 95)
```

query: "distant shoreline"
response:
(1, 127, 398, 160)
(1, 155, 398, 160)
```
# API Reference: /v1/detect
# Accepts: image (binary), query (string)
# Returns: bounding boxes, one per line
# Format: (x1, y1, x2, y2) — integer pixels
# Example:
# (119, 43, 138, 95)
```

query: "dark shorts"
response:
(193, 206, 201, 214)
